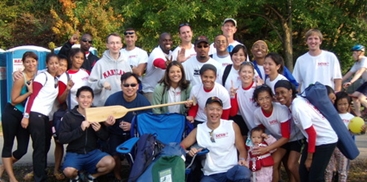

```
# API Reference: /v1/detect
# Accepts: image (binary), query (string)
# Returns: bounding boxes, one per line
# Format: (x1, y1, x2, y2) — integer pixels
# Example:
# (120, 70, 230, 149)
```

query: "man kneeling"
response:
(181, 96, 251, 182)
(58, 86, 115, 181)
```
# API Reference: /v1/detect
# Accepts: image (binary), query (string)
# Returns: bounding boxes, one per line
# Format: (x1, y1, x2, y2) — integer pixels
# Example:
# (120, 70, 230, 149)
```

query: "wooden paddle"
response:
(86, 99, 196, 122)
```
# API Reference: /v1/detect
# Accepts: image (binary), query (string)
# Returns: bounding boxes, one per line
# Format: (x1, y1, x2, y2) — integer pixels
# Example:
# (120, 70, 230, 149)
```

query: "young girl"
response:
(153, 61, 191, 114)
(264, 53, 288, 94)
(247, 126, 276, 182)
(252, 85, 303, 182)
(325, 91, 366, 182)
(274, 80, 337, 182)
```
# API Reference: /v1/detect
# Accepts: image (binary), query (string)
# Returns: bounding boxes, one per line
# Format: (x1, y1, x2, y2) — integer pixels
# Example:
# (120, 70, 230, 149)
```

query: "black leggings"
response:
(1, 103, 29, 159)
(300, 142, 337, 182)
(28, 112, 52, 182)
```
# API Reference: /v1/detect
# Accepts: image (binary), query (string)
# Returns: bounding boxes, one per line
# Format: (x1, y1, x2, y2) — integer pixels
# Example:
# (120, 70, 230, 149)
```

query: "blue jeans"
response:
(201, 165, 251, 182)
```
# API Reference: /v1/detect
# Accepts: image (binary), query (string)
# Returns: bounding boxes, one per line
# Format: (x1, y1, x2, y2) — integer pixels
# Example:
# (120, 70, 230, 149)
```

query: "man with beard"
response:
(141, 32, 173, 103)
(183, 36, 221, 86)
(59, 33, 99, 74)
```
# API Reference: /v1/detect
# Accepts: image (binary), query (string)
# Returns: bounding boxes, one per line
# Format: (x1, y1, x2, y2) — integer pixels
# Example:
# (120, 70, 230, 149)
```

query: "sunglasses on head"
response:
(82, 39, 93, 44)
(124, 31, 135, 35)
(179, 23, 190, 28)
(122, 83, 137, 88)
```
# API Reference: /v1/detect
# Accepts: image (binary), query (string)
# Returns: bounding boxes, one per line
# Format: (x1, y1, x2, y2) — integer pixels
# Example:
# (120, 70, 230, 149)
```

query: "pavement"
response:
(0, 133, 366, 166)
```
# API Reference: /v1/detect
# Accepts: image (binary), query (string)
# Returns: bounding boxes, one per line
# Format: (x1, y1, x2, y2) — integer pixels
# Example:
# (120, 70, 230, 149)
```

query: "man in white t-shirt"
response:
(141, 32, 173, 103)
(120, 28, 148, 78)
(172, 23, 196, 63)
(211, 34, 232, 67)
(293, 29, 342, 92)
(209, 18, 242, 55)
(183, 36, 221, 86)
(343, 44, 367, 116)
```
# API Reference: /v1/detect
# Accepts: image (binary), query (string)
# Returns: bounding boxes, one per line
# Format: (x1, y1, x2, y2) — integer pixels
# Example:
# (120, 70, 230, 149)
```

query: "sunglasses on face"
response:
(209, 130, 215, 143)
(82, 39, 93, 44)
(124, 31, 135, 35)
(122, 83, 138, 88)
(196, 45, 209, 48)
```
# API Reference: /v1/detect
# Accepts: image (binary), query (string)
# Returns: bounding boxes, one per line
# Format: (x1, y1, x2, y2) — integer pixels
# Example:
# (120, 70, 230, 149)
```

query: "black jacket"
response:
(58, 106, 109, 154)
(58, 41, 99, 73)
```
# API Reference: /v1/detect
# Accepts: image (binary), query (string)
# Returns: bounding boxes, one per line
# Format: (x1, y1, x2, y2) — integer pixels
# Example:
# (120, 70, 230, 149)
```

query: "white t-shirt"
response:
(211, 53, 232, 67)
(209, 40, 242, 55)
(190, 83, 231, 122)
(197, 119, 237, 175)
(293, 50, 342, 92)
(236, 82, 258, 130)
(171, 44, 196, 61)
(256, 64, 266, 80)
(167, 87, 182, 113)
(350, 56, 367, 81)
(265, 74, 288, 94)
(290, 97, 338, 145)
(217, 65, 241, 91)
(120, 47, 148, 67)
(182, 57, 222, 86)
(254, 103, 303, 141)
(142, 46, 172, 93)
(339, 112, 354, 128)
(59, 69, 89, 109)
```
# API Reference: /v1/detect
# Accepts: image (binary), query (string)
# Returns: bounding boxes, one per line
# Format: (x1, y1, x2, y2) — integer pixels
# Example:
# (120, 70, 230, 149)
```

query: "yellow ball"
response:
(348, 117, 364, 134)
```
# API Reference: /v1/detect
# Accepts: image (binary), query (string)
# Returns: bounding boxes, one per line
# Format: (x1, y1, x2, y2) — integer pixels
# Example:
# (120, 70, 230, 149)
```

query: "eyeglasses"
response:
(122, 83, 138, 87)
(81, 39, 93, 44)
(209, 130, 215, 143)
(124, 31, 135, 35)
(196, 45, 209, 48)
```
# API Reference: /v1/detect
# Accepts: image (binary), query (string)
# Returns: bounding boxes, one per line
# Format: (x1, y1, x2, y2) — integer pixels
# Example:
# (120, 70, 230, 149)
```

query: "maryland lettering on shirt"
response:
(306, 100, 325, 119)
(129, 55, 137, 58)
(215, 132, 229, 139)
(103, 69, 126, 78)
(317, 62, 329, 66)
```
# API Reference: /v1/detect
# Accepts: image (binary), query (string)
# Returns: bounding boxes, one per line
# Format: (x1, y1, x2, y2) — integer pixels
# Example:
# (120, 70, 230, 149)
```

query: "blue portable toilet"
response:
(4, 46, 51, 107)
(0, 49, 6, 120)
(53, 44, 98, 56)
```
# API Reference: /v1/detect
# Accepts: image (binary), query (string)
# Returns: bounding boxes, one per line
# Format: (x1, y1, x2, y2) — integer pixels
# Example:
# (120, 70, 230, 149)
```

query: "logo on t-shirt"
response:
(269, 120, 279, 125)
(317, 62, 329, 66)
(215, 132, 228, 139)
(194, 69, 200, 76)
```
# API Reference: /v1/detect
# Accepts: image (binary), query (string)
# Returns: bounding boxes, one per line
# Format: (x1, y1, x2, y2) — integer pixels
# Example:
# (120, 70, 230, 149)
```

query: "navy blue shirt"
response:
(105, 91, 151, 135)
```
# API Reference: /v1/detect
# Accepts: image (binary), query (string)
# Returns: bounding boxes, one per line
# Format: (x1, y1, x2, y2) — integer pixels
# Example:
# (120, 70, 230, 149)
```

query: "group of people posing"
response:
(0, 17, 366, 182)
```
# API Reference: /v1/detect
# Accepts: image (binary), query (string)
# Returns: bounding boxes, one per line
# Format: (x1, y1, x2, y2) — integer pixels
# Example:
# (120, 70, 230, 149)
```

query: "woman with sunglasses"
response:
(58, 48, 89, 109)
(274, 80, 337, 182)
(229, 61, 263, 139)
(152, 61, 191, 114)
(0, 52, 37, 182)
(252, 85, 304, 182)
(21, 53, 60, 181)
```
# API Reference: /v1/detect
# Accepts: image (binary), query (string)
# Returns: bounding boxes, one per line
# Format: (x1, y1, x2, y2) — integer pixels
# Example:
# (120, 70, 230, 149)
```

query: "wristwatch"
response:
(24, 113, 30, 118)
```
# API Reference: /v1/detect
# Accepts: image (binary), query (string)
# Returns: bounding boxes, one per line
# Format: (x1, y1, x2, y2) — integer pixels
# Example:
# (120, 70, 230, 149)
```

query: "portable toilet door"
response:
(0, 49, 6, 120)
(4, 45, 51, 103)
(53, 44, 98, 56)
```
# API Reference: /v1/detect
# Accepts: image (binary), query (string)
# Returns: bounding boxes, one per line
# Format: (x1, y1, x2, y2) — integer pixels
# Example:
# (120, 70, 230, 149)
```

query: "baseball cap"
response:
(222, 18, 237, 27)
(205, 96, 223, 107)
(351, 44, 365, 52)
(194, 35, 209, 45)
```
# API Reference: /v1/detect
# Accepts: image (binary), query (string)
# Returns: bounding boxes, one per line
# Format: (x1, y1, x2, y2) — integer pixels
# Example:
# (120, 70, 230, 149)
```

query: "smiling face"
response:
(106, 35, 123, 55)
(77, 90, 93, 110)
(179, 26, 193, 43)
(264, 56, 280, 76)
(124, 30, 137, 48)
(47, 56, 59, 76)
(205, 102, 223, 123)
(239, 64, 254, 85)
(168, 65, 182, 85)
(57, 58, 68, 76)
(221, 21, 237, 39)
(214, 35, 228, 52)
(231, 48, 246, 68)
(121, 76, 139, 100)
(251, 41, 268, 60)
(336, 98, 350, 114)
(159, 33, 173, 53)
(71, 51, 85, 70)
(256, 91, 273, 111)
(23, 56, 38, 73)
(275, 87, 293, 107)
(200, 69, 216, 90)
(306, 34, 322, 52)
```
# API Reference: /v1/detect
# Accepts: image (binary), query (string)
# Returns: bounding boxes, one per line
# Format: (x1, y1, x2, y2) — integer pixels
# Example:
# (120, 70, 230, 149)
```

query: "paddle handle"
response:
(127, 100, 192, 112)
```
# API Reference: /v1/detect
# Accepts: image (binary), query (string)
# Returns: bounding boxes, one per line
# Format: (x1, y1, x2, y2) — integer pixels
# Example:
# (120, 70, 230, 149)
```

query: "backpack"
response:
(222, 64, 232, 86)
(128, 134, 165, 182)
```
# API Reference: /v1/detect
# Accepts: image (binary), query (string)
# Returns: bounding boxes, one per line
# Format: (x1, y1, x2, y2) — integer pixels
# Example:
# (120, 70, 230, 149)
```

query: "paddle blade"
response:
(86, 106, 128, 122)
